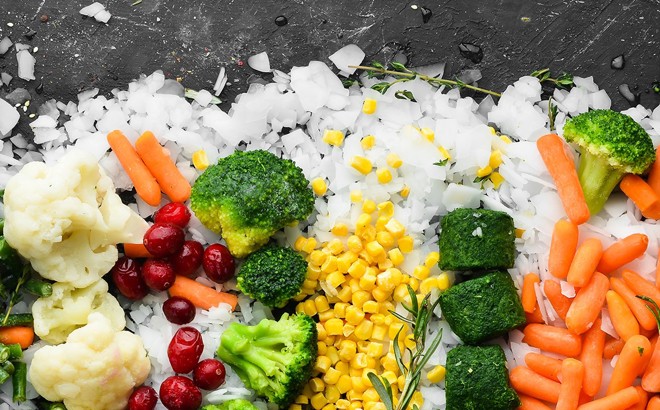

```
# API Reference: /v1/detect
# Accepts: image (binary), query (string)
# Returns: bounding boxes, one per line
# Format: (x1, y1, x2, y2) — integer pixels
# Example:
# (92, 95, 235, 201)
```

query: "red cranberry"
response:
(154, 203, 191, 228)
(193, 358, 226, 390)
(203, 243, 235, 284)
(159, 376, 202, 410)
(111, 257, 148, 300)
(170, 240, 204, 277)
(128, 385, 158, 410)
(144, 223, 185, 258)
(168, 326, 204, 374)
(163, 296, 196, 325)
(142, 259, 176, 291)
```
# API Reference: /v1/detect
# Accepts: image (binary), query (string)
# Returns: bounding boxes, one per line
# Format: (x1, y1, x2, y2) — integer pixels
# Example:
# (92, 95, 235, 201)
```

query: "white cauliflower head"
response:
(3, 149, 149, 288)
(29, 312, 151, 410)
(32, 279, 126, 344)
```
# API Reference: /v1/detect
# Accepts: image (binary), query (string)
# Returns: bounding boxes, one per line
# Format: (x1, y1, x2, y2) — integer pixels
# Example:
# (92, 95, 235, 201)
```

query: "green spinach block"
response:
(439, 208, 515, 271)
(445, 345, 520, 410)
(440, 271, 525, 344)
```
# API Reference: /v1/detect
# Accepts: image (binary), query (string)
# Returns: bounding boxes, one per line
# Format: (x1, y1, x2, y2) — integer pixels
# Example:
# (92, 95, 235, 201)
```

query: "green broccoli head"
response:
(563, 109, 655, 214)
(201, 399, 259, 410)
(190, 150, 314, 258)
(237, 245, 307, 308)
(216, 313, 318, 408)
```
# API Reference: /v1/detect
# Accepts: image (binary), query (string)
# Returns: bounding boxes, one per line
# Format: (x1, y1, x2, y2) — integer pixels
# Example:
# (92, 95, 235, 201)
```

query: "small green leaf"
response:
(473, 175, 489, 183)
(434, 159, 449, 166)
(555, 72, 574, 88)
(389, 62, 408, 72)
(371, 82, 391, 94)
(394, 90, 416, 101)
(367, 372, 394, 410)
(530, 68, 550, 79)
(371, 61, 385, 70)
(393, 326, 407, 375)
(342, 78, 358, 88)
(407, 285, 419, 315)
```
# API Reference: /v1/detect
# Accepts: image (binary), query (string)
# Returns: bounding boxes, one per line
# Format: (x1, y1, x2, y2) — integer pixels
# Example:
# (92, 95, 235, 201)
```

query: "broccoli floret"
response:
(438, 208, 515, 271)
(446, 345, 520, 410)
(190, 150, 314, 258)
(237, 245, 307, 308)
(440, 271, 526, 344)
(563, 109, 655, 214)
(201, 399, 259, 410)
(216, 313, 318, 408)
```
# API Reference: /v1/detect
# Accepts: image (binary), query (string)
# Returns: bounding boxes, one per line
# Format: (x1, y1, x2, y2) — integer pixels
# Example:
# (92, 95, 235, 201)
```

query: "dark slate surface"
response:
(1, 0, 659, 137)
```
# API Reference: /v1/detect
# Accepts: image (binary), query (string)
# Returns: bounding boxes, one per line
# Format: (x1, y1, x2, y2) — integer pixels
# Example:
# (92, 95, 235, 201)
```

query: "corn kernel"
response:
(413, 265, 430, 280)
(378, 259, 393, 271)
(337, 285, 352, 303)
(358, 271, 377, 291)
(372, 287, 390, 302)
(323, 367, 342, 385)
(420, 127, 435, 142)
(310, 377, 326, 392)
(327, 238, 345, 255)
(365, 241, 385, 259)
(362, 370, 375, 387)
(427, 365, 447, 383)
(319, 309, 334, 323)
(323, 129, 345, 146)
(339, 340, 357, 361)
(362, 387, 381, 403)
(500, 135, 512, 144)
(362, 199, 376, 214)
(361, 134, 376, 149)
(351, 376, 366, 393)
(303, 299, 318, 316)
(350, 190, 363, 203)
(347, 259, 367, 279)
(315, 356, 332, 373)
(420, 277, 438, 294)
(345, 306, 365, 325)
(438, 145, 451, 161)
(375, 231, 395, 249)
(351, 353, 368, 369)
(192, 150, 210, 170)
(397, 375, 406, 390)
(476, 165, 493, 178)
(303, 237, 318, 253)
(333, 302, 348, 318)
(385, 153, 403, 169)
(336, 399, 351, 410)
(348, 399, 363, 409)
(367, 342, 384, 357)
(489, 126, 497, 135)
(388, 248, 404, 266)
(362, 99, 377, 115)
(424, 251, 440, 267)
(321, 256, 338, 274)
(376, 168, 393, 184)
(309, 250, 328, 267)
(351, 290, 371, 309)
(400, 185, 410, 198)
(393, 283, 411, 304)
(302, 383, 314, 398)
(489, 149, 503, 169)
(490, 171, 505, 189)
(347, 235, 363, 253)
(354, 320, 374, 340)
(290, 405, 302, 410)
(314, 295, 330, 313)
(318, 341, 328, 356)
(295, 394, 309, 404)
(325, 385, 341, 404)
(312, 177, 328, 196)
(294, 236, 307, 252)
(311, 392, 328, 410)
(384, 219, 405, 238)
(337, 375, 353, 394)
(359, 225, 377, 242)
(404, 333, 416, 349)
(398, 236, 414, 253)
(327, 346, 340, 364)
(351, 156, 372, 175)
(325, 318, 344, 336)
(437, 272, 450, 290)
(331, 223, 349, 236)
(515, 228, 525, 238)
(322, 404, 337, 410)
(381, 371, 398, 386)
(381, 353, 399, 373)
(410, 391, 424, 408)
(408, 277, 420, 292)
(389, 322, 406, 340)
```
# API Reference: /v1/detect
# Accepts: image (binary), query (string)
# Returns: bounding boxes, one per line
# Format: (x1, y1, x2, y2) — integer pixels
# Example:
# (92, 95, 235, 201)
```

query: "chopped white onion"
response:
(16, 50, 36, 81)
(247, 51, 271, 73)
(79, 2, 105, 17)
(328, 44, 365, 76)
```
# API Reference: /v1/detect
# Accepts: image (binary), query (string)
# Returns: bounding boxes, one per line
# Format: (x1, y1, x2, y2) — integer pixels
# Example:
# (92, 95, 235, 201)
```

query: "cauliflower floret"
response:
(29, 312, 150, 410)
(32, 279, 126, 344)
(3, 149, 149, 288)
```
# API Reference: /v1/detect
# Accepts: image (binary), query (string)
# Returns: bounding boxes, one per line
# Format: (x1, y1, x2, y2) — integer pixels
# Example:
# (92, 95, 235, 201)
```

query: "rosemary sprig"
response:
(531, 68, 574, 89)
(637, 295, 660, 331)
(368, 285, 443, 410)
(548, 97, 558, 132)
(350, 64, 502, 97)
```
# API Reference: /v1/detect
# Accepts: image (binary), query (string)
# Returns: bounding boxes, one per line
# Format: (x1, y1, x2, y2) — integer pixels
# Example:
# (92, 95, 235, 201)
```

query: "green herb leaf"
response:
(389, 62, 409, 73)
(367, 372, 394, 410)
(394, 90, 416, 102)
(392, 326, 407, 375)
(371, 82, 391, 94)
(434, 159, 449, 166)
(548, 97, 558, 132)
(131, 0, 142, 5)
(342, 78, 358, 88)
(555, 72, 574, 88)
(371, 61, 385, 70)
(473, 175, 490, 184)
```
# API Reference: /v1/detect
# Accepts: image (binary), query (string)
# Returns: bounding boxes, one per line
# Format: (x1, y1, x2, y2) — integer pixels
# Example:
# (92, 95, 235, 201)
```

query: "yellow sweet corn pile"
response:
(292, 199, 450, 410)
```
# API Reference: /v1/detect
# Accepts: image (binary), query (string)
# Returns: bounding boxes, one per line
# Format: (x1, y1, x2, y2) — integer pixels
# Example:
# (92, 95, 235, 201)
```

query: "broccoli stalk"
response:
(201, 399, 258, 410)
(563, 109, 655, 214)
(216, 314, 318, 408)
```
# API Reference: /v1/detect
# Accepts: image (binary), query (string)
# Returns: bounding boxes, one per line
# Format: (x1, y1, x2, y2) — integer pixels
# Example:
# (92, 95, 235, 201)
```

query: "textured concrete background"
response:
(1, 0, 659, 137)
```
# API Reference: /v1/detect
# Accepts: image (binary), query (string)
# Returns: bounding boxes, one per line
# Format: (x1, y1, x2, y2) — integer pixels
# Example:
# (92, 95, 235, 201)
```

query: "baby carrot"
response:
(623, 270, 660, 309)
(107, 130, 162, 206)
(627, 386, 649, 410)
(523, 323, 582, 357)
(577, 386, 640, 410)
(611, 277, 657, 331)
(620, 174, 660, 220)
(642, 298, 660, 392)
(510, 366, 561, 403)
(657, 249, 660, 291)
(518, 394, 553, 410)
(526, 306, 545, 324)
(604, 336, 626, 360)
(581, 317, 606, 397)
(168, 275, 238, 311)
(648, 396, 660, 410)
(606, 334, 652, 395)
(523, 273, 541, 313)
(123, 243, 154, 258)
(607, 290, 641, 341)
(566, 272, 609, 335)
(597, 234, 649, 274)
(647, 148, 660, 194)
(549, 219, 580, 279)
(536, 134, 590, 225)
(556, 358, 584, 410)
(544, 280, 573, 321)
(567, 238, 603, 288)
(525, 352, 563, 382)
(135, 131, 192, 203)
(0, 326, 33, 349)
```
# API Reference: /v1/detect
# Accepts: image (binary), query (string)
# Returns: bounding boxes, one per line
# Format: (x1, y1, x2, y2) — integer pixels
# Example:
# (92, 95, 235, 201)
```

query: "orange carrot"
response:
(620, 175, 660, 220)
(549, 219, 580, 279)
(626, 386, 649, 410)
(657, 247, 660, 291)
(107, 130, 162, 206)
(536, 134, 590, 225)
(611, 277, 658, 331)
(523, 323, 582, 357)
(135, 131, 192, 203)
(581, 317, 606, 397)
(123, 243, 154, 258)
(598, 234, 649, 274)
(623, 270, 660, 309)
(604, 337, 626, 360)
(526, 306, 545, 324)
(606, 334, 652, 395)
(518, 394, 553, 410)
(556, 358, 584, 410)
(0, 326, 34, 349)
(523, 273, 541, 313)
(510, 366, 562, 403)
(642, 300, 660, 392)
(567, 238, 604, 288)
(544, 280, 573, 321)
(607, 290, 641, 341)
(525, 353, 563, 382)
(566, 272, 609, 335)
(577, 386, 640, 410)
(648, 148, 660, 194)
(169, 275, 238, 311)
(648, 396, 660, 410)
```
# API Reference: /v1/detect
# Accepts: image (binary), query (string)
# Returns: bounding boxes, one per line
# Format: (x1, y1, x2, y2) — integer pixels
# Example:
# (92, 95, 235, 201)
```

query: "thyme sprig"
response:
(531, 68, 574, 89)
(548, 97, 558, 132)
(350, 62, 502, 97)
(368, 285, 443, 410)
